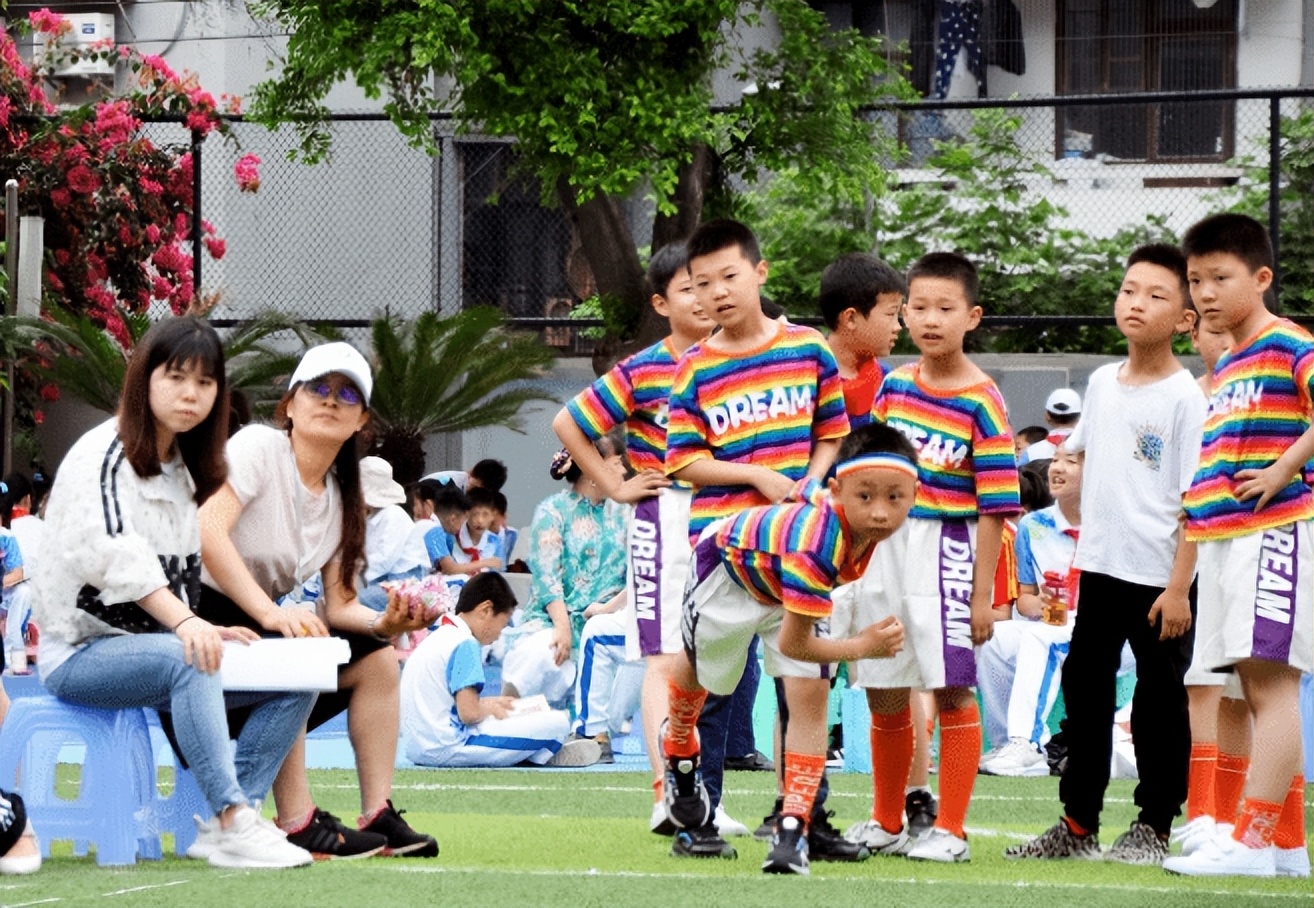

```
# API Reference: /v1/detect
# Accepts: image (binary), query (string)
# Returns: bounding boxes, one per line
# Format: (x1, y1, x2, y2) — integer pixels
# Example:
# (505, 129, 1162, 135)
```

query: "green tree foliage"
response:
(249, 0, 908, 347)
(368, 308, 558, 483)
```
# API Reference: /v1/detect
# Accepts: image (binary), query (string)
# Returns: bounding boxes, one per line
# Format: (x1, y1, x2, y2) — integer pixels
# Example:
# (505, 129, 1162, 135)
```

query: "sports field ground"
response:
(10, 767, 1311, 908)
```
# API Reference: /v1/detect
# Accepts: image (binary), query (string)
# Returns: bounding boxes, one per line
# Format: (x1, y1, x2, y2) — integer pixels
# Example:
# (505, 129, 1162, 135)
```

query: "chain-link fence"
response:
(189, 87, 1314, 350)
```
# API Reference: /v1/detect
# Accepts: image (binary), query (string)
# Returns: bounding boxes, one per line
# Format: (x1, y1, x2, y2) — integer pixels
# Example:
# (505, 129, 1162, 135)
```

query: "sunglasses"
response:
(305, 381, 364, 407)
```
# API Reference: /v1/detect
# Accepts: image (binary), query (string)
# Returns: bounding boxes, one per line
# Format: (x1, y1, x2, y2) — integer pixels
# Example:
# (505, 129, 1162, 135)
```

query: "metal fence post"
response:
(1269, 95, 1282, 309)
(191, 128, 203, 304)
(3, 179, 16, 476)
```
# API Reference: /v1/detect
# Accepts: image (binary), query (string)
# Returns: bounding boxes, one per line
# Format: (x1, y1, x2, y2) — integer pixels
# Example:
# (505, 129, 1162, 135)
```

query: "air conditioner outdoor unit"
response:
(51, 13, 116, 77)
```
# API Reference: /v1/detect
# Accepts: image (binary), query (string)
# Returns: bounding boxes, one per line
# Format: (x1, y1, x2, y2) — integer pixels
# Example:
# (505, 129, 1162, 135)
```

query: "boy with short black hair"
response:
(1164, 213, 1313, 878)
(399, 573, 600, 768)
(450, 486, 503, 574)
(818, 252, 906, 429)
(846, 251, 1021, 864)
(1008, 243, 1206, 866)
(662, 423, 912, 876)
(420, 458, 508, 493)
(422, 485, 472, 576)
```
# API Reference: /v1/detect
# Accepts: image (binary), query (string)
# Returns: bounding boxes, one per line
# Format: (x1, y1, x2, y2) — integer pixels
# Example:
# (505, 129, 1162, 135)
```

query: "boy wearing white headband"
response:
(661, 422, 913, 876)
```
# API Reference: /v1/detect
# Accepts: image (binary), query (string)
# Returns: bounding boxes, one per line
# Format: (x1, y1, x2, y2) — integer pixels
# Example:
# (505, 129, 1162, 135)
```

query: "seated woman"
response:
(358, 456, 428, 611)
(34, 317, 313, 869)
(500, 438, 639, 761)
(197, 343, 435, 860)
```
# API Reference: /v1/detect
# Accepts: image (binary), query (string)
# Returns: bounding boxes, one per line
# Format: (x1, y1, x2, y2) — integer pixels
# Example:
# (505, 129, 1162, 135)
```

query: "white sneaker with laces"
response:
(1275, 845, 1310, 878)
(185, 814, 220, 861)
(208, 806, 314, 869)
(981, 738, 1048, 777)
(1163, 833, 1275, 878)
(714, 804, 750, 838)
(844, 819, 913, 855)
(1169, 815, 1217, 856)
(907, 828, 970, 863)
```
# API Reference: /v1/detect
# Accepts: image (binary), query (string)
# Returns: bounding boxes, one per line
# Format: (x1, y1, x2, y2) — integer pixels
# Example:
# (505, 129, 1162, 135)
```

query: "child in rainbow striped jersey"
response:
(843, 252, 1021, 865)
(661, 421, 912, 875)
(1165, 213, 1312, 879)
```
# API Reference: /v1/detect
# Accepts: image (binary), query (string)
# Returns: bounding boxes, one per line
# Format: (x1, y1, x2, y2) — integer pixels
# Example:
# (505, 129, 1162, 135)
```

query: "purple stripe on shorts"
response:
(938, 519, 977, 688)
(631, 496, 665, 657)
(693, 535, 721, 586)
(1251, 523, 1297, 664)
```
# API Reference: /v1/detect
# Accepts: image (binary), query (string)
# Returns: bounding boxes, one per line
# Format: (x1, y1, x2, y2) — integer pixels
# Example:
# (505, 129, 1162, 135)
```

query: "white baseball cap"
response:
(289, 342, 373, 405)
(1045, 388, 1082, 416)
(360, 456, 406, 508)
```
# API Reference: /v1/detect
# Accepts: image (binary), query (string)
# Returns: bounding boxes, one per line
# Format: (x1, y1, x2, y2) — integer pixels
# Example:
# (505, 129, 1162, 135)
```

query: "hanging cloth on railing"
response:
(932, 0, 985, 99)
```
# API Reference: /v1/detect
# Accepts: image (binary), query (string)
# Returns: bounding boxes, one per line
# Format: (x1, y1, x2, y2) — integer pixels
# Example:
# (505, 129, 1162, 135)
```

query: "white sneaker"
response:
(1275, 845, 1311, 878)
(981, 738, 1048, 777)
(907, 828, 970, 863)
(207, 807, 314, 869)
(714, 804, 750, 838)
(184, 814, 220, 860)
(0, 821, 41, 875)
(977, 747, 1003, 771)
(1169, 815, 1217, 857)
(545, 737, 601, 767)
(843, 819, 913, 856)
(1163, 833, 1275, 878)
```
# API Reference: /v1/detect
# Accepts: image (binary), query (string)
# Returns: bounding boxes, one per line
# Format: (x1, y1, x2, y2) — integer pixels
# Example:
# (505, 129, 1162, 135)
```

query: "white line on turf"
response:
(387, 864, 1310, 899)
(100, 880, 192, 897)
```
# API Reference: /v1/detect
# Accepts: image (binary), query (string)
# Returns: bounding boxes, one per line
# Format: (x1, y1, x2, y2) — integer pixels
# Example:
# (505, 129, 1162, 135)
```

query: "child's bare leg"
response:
(1236, 662, 1302, 803)
(641, 653, 681, 780)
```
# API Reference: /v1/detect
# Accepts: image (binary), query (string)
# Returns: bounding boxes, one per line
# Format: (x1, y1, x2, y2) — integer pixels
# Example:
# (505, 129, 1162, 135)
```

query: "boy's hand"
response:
(613, 469, 671, 503)
(1235, 464, 1292, 512)
(1148, 588, 1192, 641)
(483, 695, 515, 721)
(754, 468, 796, 504)
(852, 616, 904, 659)
(970, 602, 994, 646)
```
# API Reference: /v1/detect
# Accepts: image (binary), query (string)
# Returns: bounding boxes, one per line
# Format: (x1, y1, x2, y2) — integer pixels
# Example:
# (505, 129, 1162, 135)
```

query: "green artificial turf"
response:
(5, 769, 1310, 908)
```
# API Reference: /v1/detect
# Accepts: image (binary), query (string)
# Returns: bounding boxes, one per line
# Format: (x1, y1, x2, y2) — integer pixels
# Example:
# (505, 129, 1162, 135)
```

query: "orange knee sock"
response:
(663, 680, 707, 759)
(781, 751, 827, 824)
(1232, 797, 1283, 849)
(1214, 752, 1250, 825)
(1187, 742, 1218, 820)
(870, 707, 914, 833)
(1274, 775, 1307, 850)
(935, 704, 982, 840)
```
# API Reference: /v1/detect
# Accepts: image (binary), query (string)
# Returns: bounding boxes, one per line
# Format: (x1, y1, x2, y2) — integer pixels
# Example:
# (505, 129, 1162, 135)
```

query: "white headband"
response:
(835, 454, 918, 480)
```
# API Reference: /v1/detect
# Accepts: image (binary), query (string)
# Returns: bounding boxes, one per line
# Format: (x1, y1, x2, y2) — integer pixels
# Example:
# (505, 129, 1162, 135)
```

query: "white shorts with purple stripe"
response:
(1195, 522, 1314, 675)
(625, 487, 692, 660)
(681, 525, 835, 696)
(849, 516, 980, 691)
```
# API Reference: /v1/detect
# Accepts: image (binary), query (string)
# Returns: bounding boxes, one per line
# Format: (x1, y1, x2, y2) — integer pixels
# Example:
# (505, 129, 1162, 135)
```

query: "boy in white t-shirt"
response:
(400, 573, 600, 768)
(1007, 244, 1206, 866)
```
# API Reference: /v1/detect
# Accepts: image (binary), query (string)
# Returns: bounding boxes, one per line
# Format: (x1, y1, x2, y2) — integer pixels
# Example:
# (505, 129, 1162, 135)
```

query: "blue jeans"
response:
(698, 637, 762, 811)
(43, 633, 316, 815)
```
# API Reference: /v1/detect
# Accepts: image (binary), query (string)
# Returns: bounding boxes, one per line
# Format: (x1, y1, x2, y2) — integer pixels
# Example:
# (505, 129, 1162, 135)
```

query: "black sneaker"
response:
(723, 751, 774, 772)
(360, 800, 439, 857)
(282, 808, 387, 860)
(754, 797, 784, 841)
(808, 809, 870, 862)
(763, 816, 810, 875)
(671, 823, 737, 859)
(905, 789, 938, 840)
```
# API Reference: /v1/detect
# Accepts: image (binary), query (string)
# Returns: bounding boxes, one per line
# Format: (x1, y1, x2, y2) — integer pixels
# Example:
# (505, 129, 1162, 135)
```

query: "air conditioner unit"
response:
(51, 13, 116, 78)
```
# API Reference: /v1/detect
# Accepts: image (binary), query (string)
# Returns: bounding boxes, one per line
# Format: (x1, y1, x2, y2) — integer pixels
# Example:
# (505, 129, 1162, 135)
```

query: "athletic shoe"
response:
(844, 819, 914, 856)
(650, 801, 677, 836)
(185, 814, 220, 861)
(671, 823, 737, 859)
(284, 808, 388, 860)
(1004, 820, 1101, 861)
(753, 798, 784, 841)
(713, 804, 750, 838)
(1106, 821, 1168, 865)
(596, 735, 615, 765)
(208, 807, 313, 869)
(1170, 815, 1218, 857)
(723, 751, 774, 772)
(546, 737, 601, 767)
(905, 789, 938, 839)
(0, 820, 41, 875)
(1275, 845, 1311, 878)
(662, 751, 711, 830)
(1163, 833, 1275, 877)
(360, 801, 439, 857)
(808, 810, 870, 862)
(978, 746, 1003, 771)
(762, 815, 809, 875)
(981, 738, 1049, 777)
(908, 828, 970, 863)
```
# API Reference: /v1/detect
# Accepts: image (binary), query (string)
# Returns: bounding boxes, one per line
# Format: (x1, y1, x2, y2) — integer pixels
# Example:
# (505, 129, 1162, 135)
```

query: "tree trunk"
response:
(651, 142, 716, 253)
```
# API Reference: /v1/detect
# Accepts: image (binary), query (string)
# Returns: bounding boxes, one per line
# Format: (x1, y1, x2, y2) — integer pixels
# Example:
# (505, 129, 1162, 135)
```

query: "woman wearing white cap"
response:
(196, 342, 438, 860)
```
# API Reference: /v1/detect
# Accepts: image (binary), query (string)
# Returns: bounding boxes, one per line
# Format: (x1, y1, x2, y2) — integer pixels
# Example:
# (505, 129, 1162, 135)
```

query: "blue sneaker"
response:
(762, 815, 810, 875)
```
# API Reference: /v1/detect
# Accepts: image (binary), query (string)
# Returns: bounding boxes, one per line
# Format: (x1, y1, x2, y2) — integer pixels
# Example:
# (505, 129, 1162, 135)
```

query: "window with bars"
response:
(1056, 0, 1237, 162)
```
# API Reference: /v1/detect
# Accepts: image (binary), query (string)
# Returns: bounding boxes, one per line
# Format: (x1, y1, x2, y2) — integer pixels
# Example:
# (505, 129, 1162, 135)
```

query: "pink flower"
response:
(139, 54, 177, 83)
(203, 236, 226, 260)
(144, 224, 161, 243)
(32, 411, 44, 427)
(94, 100, 139, 146)
(28, 10, 71, 36)
(66, 164, 100, 194)
(38, 383, 60, 402)
(50, 188, 71, 208)
(234, 153, 261, 193)
(184, 109, 214, 135)
(139, 178, 163, 196)
(151, 277, 171, 299)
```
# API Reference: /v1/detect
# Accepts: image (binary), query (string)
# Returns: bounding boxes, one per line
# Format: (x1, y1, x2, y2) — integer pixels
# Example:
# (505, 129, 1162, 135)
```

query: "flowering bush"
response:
(1, 10, 257, 345)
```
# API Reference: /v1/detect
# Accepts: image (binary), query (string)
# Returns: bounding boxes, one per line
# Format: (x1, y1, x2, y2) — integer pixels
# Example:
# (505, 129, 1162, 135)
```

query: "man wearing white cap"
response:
(1024, 389, 1083, 464)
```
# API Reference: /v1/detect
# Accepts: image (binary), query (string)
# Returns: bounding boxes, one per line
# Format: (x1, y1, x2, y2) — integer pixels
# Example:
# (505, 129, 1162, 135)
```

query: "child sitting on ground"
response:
(450, 487, 503, 575)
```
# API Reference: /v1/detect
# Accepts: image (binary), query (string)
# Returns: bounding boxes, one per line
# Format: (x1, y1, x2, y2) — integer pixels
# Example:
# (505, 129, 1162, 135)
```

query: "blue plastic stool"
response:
(142, 720, 210, 856)
(0, 696, 157, 865)
(1300, 673, 1313, 780)
(841, 687, 872, 773)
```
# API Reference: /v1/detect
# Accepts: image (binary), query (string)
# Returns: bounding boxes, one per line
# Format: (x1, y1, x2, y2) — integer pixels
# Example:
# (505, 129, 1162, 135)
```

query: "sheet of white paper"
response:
(219, 637, 351, 692)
